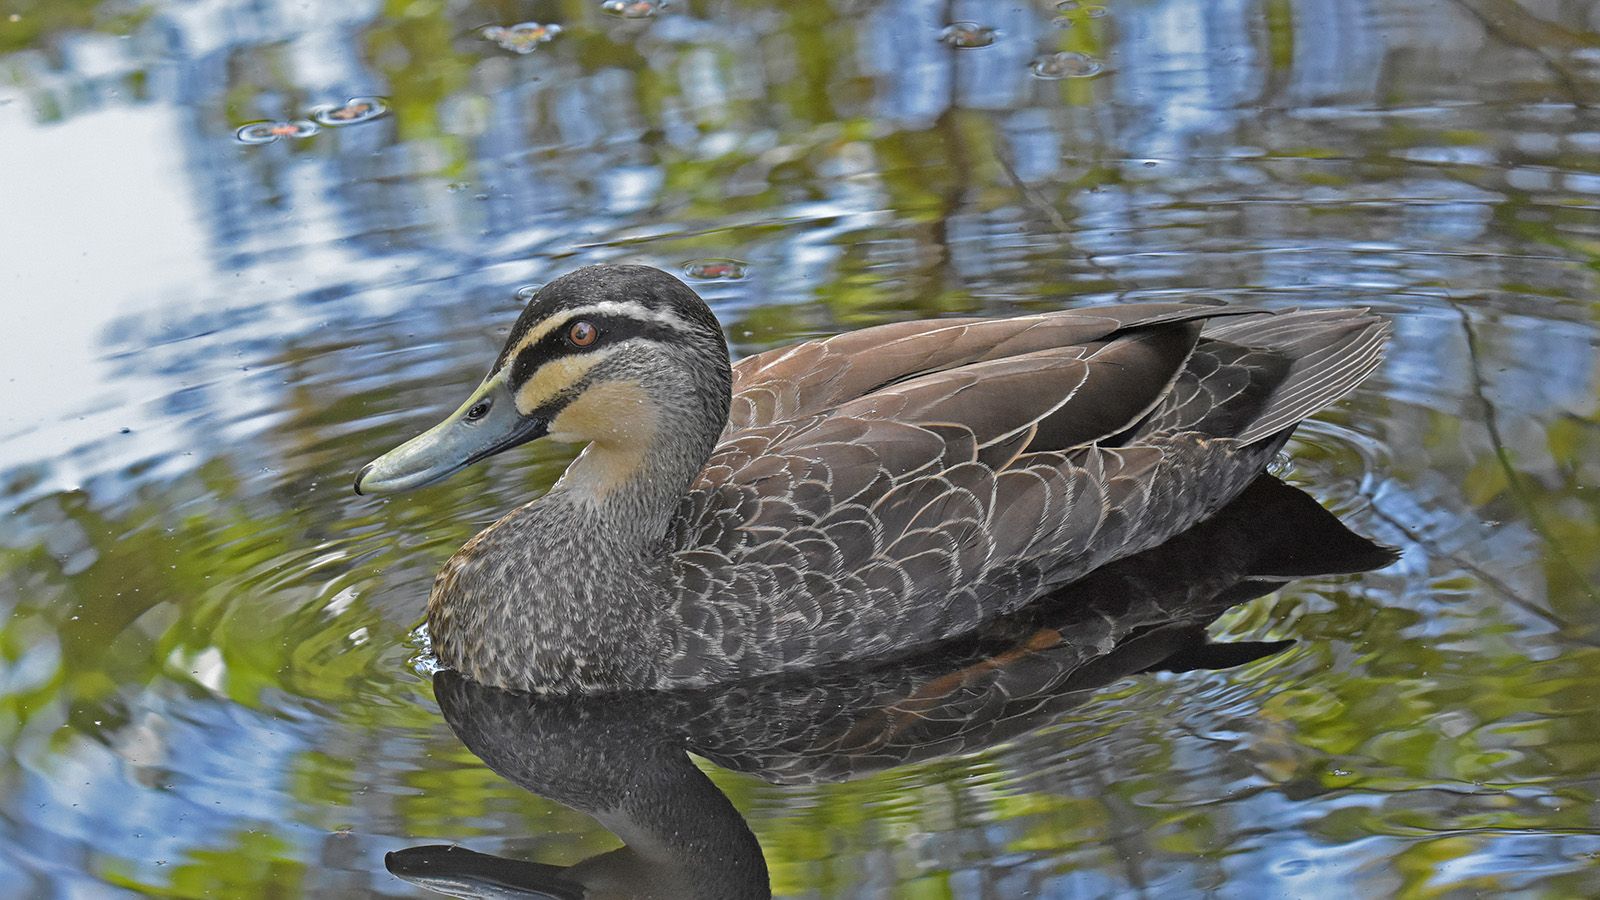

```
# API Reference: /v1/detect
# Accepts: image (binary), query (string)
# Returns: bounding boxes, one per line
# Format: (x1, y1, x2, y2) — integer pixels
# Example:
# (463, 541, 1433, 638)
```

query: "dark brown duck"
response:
(355, 264, 1388, 693)
(389, 473, 1397, 900)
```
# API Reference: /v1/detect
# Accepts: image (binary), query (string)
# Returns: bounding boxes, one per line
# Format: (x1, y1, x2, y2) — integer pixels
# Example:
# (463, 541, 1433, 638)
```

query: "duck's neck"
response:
(555, 432, 708, 552)
(551, 357, 730, 545)
(429, 368, 728, 693)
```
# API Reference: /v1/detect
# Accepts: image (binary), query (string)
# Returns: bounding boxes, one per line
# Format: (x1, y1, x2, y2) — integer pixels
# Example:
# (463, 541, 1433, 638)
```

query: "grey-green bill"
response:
(355, 376, 545, 495)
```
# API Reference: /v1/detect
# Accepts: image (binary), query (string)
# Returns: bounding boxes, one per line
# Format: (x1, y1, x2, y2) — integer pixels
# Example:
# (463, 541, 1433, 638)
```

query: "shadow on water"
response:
(389, 475, 1394, 899)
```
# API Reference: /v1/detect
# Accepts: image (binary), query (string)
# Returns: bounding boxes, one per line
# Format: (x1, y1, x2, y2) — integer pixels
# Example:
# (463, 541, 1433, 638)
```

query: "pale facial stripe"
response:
(499, 300, 697, 373)
(511, 344, 625, 416)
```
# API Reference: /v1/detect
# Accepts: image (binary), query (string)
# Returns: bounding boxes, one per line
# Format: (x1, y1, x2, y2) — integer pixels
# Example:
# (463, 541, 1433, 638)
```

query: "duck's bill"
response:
(354, 380, 547, 495)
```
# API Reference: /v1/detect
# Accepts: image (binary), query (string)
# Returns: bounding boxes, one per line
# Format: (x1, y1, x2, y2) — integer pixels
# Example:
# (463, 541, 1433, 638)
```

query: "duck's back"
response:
(657, 303, 1388, 687)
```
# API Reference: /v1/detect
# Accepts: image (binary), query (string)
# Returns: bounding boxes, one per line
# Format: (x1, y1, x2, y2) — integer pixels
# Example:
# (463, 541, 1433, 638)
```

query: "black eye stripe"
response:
(508, 314, 682, 386)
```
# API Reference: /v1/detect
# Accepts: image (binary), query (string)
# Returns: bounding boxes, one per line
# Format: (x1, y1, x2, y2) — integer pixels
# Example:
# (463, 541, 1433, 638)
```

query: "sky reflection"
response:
(3, 0, 1600, 896)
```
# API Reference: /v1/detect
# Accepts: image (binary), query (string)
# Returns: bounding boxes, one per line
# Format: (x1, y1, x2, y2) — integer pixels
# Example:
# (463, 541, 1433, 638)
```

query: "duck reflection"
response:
(388, 475, 1395, 899)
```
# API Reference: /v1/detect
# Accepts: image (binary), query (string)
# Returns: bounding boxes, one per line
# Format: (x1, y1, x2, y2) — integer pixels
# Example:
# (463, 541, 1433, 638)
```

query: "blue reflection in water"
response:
(2, 0, 1600, 895)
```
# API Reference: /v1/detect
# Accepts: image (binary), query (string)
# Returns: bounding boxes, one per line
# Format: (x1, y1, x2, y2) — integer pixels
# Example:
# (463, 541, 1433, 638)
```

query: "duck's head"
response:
(355, 264, 731, 495)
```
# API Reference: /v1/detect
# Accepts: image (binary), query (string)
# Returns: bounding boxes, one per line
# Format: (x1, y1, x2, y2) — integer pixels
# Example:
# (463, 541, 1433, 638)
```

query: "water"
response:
(2, 0, 1598, 896)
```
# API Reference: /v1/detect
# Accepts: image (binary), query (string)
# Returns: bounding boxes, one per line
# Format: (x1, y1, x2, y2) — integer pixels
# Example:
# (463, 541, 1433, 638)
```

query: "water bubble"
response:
(234, 120, 319, 144)
(308, 97, 389, 127)
(682, 258, 748, 280)
(482, 22, 563, 54)
(515, 284, 544, 303)
(1029, 51, 1104, 79)
(602, 0, 662, 19)
(939, 22, 997, 49)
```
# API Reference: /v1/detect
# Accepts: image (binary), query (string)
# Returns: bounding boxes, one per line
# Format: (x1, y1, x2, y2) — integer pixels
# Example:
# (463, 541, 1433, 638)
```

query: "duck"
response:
(387, 473, 1396, 900)
(355, 264, 1388, 694)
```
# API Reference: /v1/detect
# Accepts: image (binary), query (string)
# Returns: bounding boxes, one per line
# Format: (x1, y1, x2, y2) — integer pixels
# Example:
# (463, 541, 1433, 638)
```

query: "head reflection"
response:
(388, 475, 1394, 899)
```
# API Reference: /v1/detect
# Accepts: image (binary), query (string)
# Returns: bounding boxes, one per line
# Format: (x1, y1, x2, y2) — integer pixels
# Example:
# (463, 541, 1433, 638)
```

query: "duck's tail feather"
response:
(1204, 308, 1391, 444)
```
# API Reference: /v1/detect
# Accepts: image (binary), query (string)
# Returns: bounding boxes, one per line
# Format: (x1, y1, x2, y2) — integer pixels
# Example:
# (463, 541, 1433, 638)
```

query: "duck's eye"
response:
(567, 320, 599, 348)
(465, 400, 491, 422)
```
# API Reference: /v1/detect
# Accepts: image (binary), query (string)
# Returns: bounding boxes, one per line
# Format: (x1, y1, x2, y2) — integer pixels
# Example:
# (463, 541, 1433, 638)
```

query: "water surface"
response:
(3, 0, 1600, 896)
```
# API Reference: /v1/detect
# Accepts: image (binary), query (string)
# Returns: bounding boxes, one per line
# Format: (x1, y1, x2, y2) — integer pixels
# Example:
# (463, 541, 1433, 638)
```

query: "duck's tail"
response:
(1130, 307, 1390, 444)
(1204, 308, 1391, 444)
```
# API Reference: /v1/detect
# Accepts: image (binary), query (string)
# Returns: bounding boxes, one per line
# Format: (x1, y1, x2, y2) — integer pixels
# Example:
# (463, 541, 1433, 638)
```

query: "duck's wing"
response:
(681, 475, 1394, 785)
(723, 302, 1244, 432)
(659, 304, 1388, 686)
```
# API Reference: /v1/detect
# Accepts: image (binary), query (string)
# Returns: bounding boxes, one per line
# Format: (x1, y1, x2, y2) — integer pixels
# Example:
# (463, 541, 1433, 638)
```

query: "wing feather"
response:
(660, 301, 1388, 686)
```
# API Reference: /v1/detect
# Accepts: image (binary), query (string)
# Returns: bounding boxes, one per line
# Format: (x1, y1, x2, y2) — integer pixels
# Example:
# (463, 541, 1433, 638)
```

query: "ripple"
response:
(481, 22, 563, 54)
(307, 97, 389, 127)
(939, 23, 997, 49)
(1030, 51, 1105, 79)
(1056, 1, 1109, 16)
(601, 0, 662, 19)
(681, 258, 748, 280)
(234, 120, 318, 144)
